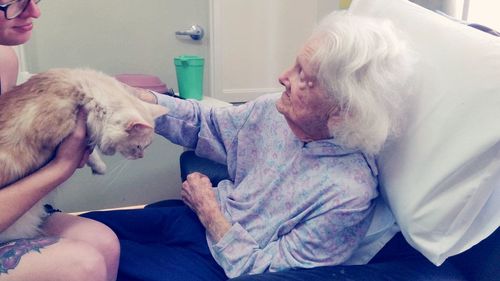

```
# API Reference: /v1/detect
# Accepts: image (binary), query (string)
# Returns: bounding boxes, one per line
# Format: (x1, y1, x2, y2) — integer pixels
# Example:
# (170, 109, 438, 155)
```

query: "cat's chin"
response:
(123, 154, 142, 160)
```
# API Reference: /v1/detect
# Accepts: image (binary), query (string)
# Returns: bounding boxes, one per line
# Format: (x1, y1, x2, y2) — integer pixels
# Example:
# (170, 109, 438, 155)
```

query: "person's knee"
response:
(91, 222, 121, 262)
(66, 244, 109, 281)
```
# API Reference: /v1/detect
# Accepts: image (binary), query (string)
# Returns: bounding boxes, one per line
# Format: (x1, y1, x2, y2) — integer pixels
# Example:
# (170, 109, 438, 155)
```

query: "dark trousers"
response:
(83, 203, 498, 281)
(230, 229, 499, 281)
(82, 205, 227, 281)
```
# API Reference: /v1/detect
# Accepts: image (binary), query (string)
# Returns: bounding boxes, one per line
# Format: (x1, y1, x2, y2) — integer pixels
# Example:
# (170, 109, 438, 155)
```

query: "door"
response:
(210, 0, 338, 102)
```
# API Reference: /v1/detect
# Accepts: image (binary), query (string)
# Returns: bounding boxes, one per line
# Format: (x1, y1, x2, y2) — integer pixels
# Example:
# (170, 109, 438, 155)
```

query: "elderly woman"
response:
(0, 1, 119, 280)
(84, 11, 413, 281)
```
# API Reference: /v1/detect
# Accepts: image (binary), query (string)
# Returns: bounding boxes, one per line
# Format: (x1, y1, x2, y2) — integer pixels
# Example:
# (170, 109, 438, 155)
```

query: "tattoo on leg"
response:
(0, 237, 59, 274)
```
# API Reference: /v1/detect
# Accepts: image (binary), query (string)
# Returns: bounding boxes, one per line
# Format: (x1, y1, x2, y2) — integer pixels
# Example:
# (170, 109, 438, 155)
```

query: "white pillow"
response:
(349, 0, 500, 266)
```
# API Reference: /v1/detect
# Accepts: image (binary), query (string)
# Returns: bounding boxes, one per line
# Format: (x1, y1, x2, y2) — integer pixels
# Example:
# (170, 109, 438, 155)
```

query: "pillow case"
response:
(349, 0, 500, 266)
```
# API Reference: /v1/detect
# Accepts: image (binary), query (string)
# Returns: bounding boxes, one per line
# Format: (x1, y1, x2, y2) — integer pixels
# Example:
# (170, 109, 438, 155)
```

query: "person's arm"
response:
(0, 45, 19, 94)
(136, 88, 255, 166)
(0, 109, 90, 232)
(181, 172, 374, 278)
(214, 201, 372, 278)
(181, 172, 231, 241)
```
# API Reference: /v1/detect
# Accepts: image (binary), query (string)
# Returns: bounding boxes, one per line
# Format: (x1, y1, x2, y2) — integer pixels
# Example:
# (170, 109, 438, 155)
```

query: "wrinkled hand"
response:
(181, 172, 218, 214)
(181, 172, 231, 241)
(53, 109, 92, 175)
(122, 83, 158, 104)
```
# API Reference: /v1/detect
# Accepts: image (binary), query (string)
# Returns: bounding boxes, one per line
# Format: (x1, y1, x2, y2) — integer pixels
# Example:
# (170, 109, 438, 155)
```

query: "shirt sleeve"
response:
(209, 196, 373, 278)
(154, 94, 255, 164)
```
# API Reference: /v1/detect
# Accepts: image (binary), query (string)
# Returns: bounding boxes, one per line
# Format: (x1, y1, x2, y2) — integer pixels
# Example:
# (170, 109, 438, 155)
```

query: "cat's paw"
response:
(90, 161, 107, 175)
(87, 151, 107, 175)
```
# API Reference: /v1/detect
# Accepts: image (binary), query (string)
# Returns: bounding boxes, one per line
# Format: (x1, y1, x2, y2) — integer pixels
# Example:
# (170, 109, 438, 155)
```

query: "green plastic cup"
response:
(174, 55, 204, 100)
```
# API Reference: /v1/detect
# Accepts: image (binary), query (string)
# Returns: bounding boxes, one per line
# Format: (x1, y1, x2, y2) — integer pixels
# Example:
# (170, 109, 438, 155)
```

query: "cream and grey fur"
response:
(0, 68, 167, 242)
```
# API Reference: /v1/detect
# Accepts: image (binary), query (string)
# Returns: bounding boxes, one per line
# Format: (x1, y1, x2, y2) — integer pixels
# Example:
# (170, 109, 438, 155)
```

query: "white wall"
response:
(467, 2, 500, 30)
(212, 0, 340, 102)
(24, 0, 210, 95)
(22, 0, 211, 212)
(56, 136, 184, 212)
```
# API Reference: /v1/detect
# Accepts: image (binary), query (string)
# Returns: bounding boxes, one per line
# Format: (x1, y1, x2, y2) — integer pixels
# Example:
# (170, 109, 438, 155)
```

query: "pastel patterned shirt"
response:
(155, 93, 378, 278)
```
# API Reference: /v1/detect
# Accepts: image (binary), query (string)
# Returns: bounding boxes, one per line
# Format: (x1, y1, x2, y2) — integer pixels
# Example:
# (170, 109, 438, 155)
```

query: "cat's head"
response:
(68, 68, 168, 159)
(99, 115, 154, 159)
(97, 84, 168, 159)
(111, 120, 153, 159)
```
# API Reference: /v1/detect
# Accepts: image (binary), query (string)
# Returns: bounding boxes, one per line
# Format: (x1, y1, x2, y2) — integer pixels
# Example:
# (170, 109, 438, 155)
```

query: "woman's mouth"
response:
(13, 23, 33, 32)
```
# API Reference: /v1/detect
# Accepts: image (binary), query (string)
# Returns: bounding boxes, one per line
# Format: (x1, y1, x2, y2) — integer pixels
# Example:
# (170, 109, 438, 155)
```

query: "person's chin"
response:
(276, 92, 289, 109)
(275, 98, 286, 114)
(7, 33, 32, 45)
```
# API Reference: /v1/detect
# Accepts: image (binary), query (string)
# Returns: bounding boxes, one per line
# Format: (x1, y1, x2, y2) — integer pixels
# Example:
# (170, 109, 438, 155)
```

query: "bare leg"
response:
(42, 213, 120, 281)
(0, 237, 108, 281)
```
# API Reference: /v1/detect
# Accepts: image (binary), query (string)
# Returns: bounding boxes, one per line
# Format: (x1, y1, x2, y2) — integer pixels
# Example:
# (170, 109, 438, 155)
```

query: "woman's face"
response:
(276, 37, 338, 142)
(0, 0, 41, 45)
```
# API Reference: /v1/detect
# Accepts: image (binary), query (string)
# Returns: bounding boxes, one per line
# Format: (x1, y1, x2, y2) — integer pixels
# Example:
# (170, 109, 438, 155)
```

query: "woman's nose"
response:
(19, 0, 41, 19)
(278, 69, 290, 87)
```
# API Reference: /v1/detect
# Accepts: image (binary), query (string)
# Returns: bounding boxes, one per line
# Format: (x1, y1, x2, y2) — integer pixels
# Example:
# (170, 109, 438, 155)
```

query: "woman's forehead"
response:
(297, 43, 320, 77)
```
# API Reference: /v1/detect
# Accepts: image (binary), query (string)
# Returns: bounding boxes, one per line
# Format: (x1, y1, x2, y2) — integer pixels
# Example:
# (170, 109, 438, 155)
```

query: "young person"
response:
(0, 1, 119, 280)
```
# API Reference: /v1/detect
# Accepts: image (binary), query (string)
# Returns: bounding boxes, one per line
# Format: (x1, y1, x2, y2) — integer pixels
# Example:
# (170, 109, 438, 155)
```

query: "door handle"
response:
(175, 25, 204, 40)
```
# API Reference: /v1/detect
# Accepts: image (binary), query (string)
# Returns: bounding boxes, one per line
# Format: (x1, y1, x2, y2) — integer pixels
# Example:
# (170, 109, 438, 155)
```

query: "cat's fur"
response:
(0, 68, 167, 242)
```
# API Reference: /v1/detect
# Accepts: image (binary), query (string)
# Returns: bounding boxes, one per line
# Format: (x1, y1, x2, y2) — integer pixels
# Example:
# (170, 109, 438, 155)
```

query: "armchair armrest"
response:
(179, 151, 230, 185)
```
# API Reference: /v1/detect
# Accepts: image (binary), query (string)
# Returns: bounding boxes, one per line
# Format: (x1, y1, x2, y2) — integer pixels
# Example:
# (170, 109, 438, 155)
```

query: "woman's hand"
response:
(52, 108, 91, 179)
(181, 172, 218, 214)
(182, 172, 231, 242)
(122, 83, 158, 104)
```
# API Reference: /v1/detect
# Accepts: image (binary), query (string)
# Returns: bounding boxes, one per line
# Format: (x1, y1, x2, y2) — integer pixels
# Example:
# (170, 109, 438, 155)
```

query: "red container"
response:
(114, 74, 168, 93)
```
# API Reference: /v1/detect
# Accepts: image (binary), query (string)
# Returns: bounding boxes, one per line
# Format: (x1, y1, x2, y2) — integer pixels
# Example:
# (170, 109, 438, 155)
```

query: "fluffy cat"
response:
(0, 68, 167, 242)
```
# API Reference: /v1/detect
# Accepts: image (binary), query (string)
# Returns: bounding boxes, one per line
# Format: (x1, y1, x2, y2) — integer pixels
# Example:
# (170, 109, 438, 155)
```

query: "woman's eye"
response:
(299, 70, 306, 81)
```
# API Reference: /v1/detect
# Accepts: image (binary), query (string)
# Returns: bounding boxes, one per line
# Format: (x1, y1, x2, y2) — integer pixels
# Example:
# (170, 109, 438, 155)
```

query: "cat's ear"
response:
(126, 121, 153, 135)
(141, 101, 168, 119)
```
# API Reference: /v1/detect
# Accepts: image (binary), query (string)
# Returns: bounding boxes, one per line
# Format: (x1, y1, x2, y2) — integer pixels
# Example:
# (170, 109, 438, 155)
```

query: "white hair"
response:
(311, 11, 415, 155)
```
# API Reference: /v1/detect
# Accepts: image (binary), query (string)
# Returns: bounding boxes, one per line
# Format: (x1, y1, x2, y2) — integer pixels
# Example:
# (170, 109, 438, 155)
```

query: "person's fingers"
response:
(73, 108, 88, 139)
(78, 148, 91, 168)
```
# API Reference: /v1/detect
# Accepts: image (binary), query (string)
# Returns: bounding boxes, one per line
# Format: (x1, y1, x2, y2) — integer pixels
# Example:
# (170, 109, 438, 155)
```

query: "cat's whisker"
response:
(101, 157, 127, 176)
(102, 159, 129, 191)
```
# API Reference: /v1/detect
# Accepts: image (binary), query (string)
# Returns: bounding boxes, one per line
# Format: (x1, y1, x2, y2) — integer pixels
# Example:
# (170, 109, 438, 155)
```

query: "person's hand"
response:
(181, 172, 218, 215)
(52, 108, 91, 177)
(122, 83, 158, 104)
(181, 172, 231, 241)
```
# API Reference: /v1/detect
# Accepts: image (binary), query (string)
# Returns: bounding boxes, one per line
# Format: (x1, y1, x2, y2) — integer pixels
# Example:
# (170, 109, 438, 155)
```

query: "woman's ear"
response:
(327, 105, 345, 129)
